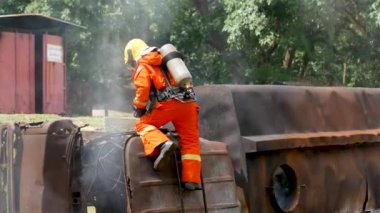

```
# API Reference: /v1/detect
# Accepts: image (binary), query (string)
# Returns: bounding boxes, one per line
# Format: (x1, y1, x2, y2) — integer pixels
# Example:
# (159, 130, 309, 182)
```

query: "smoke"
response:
(68, 0, 175, 114)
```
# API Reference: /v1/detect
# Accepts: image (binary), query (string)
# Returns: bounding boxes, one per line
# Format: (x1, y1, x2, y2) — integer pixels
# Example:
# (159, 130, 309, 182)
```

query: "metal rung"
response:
(142, 202, 240, 213)
(139, 178, 177, 186)
(138, 175, 234, 187)
(137, 150, 229, 157)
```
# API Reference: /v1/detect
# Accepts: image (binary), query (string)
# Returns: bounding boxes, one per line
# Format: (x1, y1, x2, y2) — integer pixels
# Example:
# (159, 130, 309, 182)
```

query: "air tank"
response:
(160, 44, 193, 88)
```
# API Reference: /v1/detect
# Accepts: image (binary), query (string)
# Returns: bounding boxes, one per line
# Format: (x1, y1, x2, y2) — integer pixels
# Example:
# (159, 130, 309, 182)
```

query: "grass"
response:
(0, 114, 62, 123)
(0, 114, 105, 130)
(0, 111, 136, 132)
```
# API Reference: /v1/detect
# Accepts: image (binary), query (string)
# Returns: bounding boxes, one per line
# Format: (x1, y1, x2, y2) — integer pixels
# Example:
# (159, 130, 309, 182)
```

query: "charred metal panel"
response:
(125, 136, 241, 212)
(19, 120, 84, 213)
(195, 85, 247, 196)
(0, 31, 35, 113)
(194, 85, 380, 212)
(0, 123, 23, 213)
(42, 34, 66, 114)
(195, 85, 380, 137)
(81, 133, 129, 213)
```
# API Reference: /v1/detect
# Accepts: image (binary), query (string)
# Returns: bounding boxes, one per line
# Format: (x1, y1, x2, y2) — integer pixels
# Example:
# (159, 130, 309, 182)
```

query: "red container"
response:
(0, 14, 84, 114)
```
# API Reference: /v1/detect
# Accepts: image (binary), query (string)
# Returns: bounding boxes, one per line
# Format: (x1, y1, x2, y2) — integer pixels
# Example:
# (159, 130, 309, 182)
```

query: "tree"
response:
(223, 0, 380, 86)
(2, 0, 380, 114)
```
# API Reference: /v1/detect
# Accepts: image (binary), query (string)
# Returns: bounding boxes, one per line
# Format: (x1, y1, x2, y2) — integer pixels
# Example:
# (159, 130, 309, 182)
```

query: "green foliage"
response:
(0, 0, 28, 14)
(166, 0, 230, 84)
(2, 0, 380, 104)
(223, 0, 380, 86)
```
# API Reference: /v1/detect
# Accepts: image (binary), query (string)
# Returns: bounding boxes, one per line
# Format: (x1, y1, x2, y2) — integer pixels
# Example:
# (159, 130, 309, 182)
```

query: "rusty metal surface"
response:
(242, 128, 380, 153)
(0, 123, 23, 213)
(195, 85, 380, 137)
(42, 34, 66, 114)
(0, 31, 35, 113)
(246, 139, 380, 212)
(194, 85, 380, 212)
(125, 136, 241, 213)
(19, 120, 84, 213)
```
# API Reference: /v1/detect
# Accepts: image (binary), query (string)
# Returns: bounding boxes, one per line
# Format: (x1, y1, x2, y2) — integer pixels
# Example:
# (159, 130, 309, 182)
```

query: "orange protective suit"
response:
(132, 50, 201, 184)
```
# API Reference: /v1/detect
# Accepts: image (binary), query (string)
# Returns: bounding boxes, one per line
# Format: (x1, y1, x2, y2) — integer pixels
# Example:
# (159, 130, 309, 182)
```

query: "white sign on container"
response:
(47, 44, 63, 63)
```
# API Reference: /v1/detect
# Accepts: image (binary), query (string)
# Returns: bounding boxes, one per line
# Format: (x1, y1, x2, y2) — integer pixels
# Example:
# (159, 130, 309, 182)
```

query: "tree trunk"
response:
(283, 47, 295, 69)
(342, 61, 347, 85)
(299, 53, 309, 80)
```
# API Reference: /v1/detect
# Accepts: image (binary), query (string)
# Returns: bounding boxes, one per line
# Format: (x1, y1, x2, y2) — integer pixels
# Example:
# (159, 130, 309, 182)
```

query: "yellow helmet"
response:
(124, 38, 149, 64)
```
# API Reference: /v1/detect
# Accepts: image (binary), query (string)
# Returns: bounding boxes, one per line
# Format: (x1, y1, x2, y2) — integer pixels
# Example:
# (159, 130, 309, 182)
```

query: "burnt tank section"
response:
(0, 120, 85, 213)
(20, 120, 85, 213)
(4, 84, 380, 212)
(0, 123, 23, 213)
(195, 85, 380, 212)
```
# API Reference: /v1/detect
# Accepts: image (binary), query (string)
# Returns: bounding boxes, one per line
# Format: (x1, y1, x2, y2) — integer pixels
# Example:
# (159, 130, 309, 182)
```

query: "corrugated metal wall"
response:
(0, 31, 35, 113)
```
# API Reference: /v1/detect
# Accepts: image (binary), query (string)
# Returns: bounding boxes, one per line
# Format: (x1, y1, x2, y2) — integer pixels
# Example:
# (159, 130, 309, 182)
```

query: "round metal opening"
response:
(271, 164, 300, 212)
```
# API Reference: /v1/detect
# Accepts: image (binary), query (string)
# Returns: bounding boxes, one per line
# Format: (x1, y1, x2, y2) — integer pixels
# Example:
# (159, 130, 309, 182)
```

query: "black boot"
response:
(182, 182, 202, 191)
(153, 140, 177, 171)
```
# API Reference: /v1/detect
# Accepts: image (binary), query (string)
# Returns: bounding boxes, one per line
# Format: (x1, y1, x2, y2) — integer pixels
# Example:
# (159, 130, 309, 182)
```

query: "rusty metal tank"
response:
(6, 84, 380, 213)
(1, 120, 86, 213)
(81, 131, 241, 213)
(195, 85, 380, 212)
(0, 123, 23, 213)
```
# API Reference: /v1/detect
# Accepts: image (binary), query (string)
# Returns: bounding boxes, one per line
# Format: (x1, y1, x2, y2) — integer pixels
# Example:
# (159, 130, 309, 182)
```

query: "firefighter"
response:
(124, 38, 202, 190)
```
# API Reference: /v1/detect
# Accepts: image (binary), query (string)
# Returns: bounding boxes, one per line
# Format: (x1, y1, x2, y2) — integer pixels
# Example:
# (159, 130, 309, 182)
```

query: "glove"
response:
(133, 105, 146, 118)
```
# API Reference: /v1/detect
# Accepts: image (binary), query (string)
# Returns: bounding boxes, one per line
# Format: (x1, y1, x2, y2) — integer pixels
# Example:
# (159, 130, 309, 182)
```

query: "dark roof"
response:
(0, 13, 85, 31)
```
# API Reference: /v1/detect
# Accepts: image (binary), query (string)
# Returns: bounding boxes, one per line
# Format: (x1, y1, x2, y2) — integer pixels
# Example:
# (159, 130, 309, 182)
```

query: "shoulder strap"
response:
(146, 81, 156, 113)
(160, 66, 174, 90)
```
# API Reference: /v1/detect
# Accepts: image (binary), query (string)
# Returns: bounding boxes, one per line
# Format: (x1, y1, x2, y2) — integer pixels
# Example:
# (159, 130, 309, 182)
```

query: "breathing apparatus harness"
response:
(146, 46, 196, 113)
(156, 67, 196, 103)
(147, 68, 196, 113)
